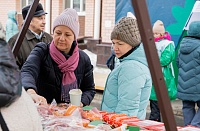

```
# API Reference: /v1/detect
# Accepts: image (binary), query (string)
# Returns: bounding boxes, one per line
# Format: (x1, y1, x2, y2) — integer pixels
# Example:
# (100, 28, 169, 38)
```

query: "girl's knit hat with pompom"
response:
(153, 20, 165, 34)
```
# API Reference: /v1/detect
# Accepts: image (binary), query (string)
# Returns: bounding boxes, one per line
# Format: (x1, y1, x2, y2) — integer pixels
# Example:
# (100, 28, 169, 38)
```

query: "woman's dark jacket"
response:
(21, 42, 96, 106)
(0, 39, 22, 107)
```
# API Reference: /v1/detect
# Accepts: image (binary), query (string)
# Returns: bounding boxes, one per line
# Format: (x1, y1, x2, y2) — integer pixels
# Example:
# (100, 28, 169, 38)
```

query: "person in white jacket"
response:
(0, 89, 43, 131)
(0, 21, 43, 131)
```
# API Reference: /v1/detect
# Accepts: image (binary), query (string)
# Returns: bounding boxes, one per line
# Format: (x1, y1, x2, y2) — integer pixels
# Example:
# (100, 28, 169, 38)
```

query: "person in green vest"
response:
(149, 20, 177, 122)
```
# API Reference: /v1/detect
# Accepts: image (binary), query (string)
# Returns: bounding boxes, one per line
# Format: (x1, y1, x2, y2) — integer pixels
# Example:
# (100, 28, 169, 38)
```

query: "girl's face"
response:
(153, 32, 163, 38)
(53, 25, 75, 54)
(112, 39, 133, 58)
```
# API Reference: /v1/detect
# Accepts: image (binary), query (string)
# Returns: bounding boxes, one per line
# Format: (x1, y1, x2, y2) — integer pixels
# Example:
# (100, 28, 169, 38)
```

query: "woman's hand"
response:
(27, 89, 47, 105)
(80, 102, 83, 107)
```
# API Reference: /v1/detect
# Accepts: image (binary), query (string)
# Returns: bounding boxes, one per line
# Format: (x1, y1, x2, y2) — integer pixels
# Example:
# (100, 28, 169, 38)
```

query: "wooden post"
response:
(131, 0, 177, 130)
(12, 0, 40, 57)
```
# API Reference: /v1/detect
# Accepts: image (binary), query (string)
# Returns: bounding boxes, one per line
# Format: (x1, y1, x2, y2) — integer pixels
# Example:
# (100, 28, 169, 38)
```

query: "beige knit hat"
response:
(152, 20, 165, 34)
(111, 17, 141, 47)
(53, 8, 79, 39)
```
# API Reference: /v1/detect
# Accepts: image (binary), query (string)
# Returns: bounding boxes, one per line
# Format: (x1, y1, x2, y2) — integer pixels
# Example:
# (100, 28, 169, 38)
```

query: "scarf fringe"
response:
(61, 80, 78, 103)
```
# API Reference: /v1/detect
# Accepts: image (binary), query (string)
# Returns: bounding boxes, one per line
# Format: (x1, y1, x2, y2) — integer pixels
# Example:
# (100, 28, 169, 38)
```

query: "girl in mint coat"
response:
(101, 16, 152, 120)
(149, 20, 177, 122)
(6, 10, 18, 42)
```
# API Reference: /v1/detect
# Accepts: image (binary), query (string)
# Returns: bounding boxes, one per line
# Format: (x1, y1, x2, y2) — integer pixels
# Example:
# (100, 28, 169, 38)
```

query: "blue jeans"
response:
(182, 101, 200, 127)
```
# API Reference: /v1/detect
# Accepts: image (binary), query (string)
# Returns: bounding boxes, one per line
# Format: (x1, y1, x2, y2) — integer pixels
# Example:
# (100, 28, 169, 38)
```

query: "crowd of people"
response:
(0, 2, 200, 130)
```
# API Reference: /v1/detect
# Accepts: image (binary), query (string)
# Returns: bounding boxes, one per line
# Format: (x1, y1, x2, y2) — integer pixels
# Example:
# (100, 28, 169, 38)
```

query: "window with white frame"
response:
(63, 0, 85, 15)
(21, 0, 34, 9)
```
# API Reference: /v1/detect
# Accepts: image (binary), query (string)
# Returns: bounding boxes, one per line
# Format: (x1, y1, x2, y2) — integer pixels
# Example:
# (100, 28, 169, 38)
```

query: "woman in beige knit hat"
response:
(101, 15, 152, 120)
(149, 20, 177, 122)
(21, 8, 95, 107)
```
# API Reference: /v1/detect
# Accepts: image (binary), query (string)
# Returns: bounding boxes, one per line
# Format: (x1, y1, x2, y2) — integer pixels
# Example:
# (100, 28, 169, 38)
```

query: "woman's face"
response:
(112, 39, 133, 58)
(53, 25, 75, 54)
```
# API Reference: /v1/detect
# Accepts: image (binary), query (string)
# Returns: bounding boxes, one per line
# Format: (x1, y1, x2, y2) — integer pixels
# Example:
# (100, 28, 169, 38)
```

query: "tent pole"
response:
(12, 0, 40, 57)
(131, 0, 177, 130)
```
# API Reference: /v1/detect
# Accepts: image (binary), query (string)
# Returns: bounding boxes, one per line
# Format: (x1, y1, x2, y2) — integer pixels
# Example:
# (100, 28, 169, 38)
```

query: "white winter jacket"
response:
(0, 88, 43, 131)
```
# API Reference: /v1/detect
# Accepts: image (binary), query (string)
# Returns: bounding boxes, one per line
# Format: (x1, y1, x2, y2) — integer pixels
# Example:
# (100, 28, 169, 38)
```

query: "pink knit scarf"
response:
(154, 32, 171, 42)
(50, 41, 79, 102)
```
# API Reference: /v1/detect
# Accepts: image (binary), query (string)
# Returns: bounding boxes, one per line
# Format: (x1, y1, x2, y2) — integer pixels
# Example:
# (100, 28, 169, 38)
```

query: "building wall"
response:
(79, 16, 85, 37)
(0, 1, 17, 28)
(16, 0, 21, 12)
(0, 0, 46, 30)
(85, 0, 115, 42)
(85, 0, 94, 37)
(84, 0, 116, 66)
(101, 0, 115, 43)
(51, 0, 85, 37)
(50, 0, 60, 33)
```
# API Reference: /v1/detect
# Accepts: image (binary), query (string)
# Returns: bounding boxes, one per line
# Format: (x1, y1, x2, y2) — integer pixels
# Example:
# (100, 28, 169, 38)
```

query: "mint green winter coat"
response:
(6, 10, 18, 42)
(101, 44, 152, 120)
(150, 39, 177, 101)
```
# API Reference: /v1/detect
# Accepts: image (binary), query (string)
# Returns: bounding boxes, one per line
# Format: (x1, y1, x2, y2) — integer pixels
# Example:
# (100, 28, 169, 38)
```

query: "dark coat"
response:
(177, 36, 200, 102)
(21, 42, 96, 106)
(8, 29, 52, 69)
(0, 39, 21, 107)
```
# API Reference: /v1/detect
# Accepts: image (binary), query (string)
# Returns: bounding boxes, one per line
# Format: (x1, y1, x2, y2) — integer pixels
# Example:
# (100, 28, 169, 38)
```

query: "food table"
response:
(37, 103, 200, 131)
